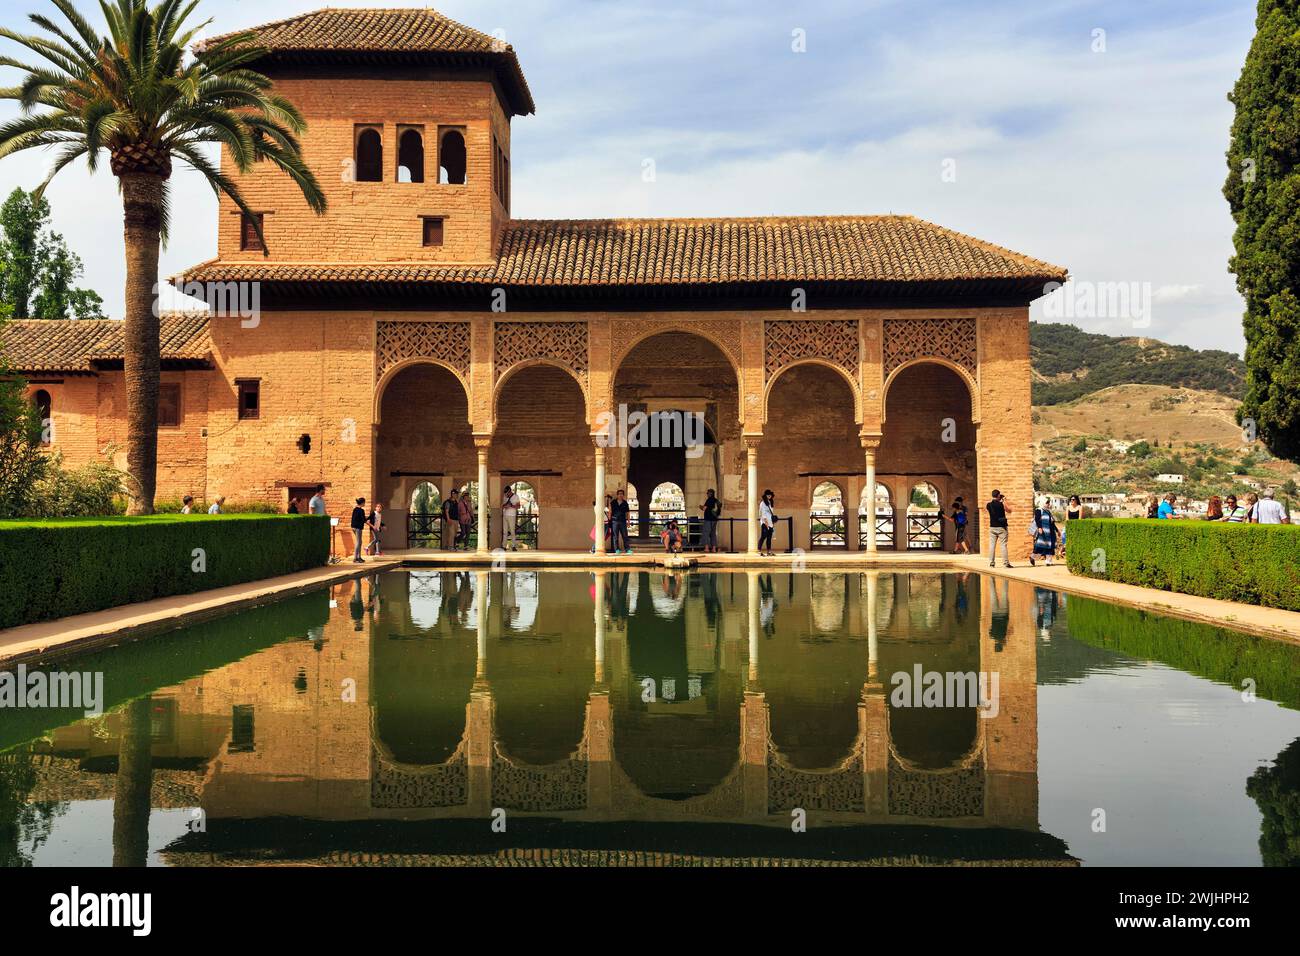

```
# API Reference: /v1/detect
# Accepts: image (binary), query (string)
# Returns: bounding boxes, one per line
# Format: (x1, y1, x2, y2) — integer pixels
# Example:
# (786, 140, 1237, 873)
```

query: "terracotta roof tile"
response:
(175, 215, 1067, 290)
(0, 315, 212, 374)
(202, 7, 535, 115)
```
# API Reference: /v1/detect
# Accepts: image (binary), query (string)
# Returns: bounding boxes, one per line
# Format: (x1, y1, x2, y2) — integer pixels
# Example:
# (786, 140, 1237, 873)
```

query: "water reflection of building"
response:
(22, 571, 1060, 865)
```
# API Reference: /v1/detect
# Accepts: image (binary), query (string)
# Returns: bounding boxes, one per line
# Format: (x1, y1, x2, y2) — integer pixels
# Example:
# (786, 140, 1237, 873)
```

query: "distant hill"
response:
(1030, 322, 1246, 405)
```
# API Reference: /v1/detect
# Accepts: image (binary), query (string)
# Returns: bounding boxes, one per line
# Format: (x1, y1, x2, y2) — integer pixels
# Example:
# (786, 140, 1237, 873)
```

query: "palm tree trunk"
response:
(120, 173, 164, 515)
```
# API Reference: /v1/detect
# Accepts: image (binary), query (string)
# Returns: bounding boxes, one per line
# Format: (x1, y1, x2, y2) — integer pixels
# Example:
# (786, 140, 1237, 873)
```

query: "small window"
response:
(438, 128, 466, 185)
(158, 383, 181, 427)
(32, 389, 51, 445)
(398, 127, 424, 183)
(237, 379, 260, 420)
(230, 705, 255, 754)
(240, 213, 264, 252)
(422, 217, 444, 247)
(356, 126, 383, 182)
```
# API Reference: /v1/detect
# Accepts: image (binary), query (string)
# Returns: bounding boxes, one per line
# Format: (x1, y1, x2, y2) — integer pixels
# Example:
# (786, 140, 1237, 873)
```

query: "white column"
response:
(475, 570, 489, 679)
(594, 443, 607, 555)
(746, 438, 760, 554)
(476, 442, 490, 554)
(866, 571, 879, 681)
(747, 571, 760, 684)
(864, 445, 878, 553)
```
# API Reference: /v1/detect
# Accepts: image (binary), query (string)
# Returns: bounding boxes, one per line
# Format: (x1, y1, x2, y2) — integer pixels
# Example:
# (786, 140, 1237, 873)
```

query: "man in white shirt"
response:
(208, 496, 225, 515)
(502, 485, 520, 550)
(1254, 490, 1289, 524)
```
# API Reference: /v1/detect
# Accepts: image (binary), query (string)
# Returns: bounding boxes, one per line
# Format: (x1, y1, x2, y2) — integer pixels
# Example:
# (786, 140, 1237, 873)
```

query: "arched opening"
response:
(881, 362, 977, 553)
(355, 127, 382, 182)
(859, 481, 894, 549)
(375, 363, 473, 550)
(397, 128, 424, 183)
(32, 389, 51, 445)
(613, 331, 739, 549)
(439, 128, 466, 184)
(810, 479, 847, 548)
(907, 481, 943, 550)
(625, 482, 640, 536)
(493, 364, 589, 550)
(763, 364, 860, 552)
(457, 481, 481, 551)
(409, 481, 442, 549)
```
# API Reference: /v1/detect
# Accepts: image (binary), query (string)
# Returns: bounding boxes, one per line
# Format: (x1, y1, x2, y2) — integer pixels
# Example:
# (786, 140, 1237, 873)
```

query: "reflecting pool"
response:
(3, 570, 1299, 867)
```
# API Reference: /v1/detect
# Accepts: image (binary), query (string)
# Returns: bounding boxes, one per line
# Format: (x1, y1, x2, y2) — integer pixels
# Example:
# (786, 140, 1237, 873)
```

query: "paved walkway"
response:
(2, 550, 1296, 664)
(0, 558, 399, 664)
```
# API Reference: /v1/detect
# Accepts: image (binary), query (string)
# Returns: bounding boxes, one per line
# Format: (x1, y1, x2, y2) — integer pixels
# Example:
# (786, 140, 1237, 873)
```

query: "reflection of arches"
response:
(763, 358, 862, 424)
(356, 127, 382, 182)
(397, 128, 424, 183)
(439, 128, 466, 184)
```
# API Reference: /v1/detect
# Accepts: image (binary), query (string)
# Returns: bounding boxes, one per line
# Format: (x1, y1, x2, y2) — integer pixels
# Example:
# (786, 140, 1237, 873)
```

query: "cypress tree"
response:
(1224, 0, 1300, 461)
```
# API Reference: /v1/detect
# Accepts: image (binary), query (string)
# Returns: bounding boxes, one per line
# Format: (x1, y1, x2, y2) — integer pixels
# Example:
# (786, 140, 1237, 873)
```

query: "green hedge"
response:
(0, 515, 330, 629)
(1065, 518, 1300, 611)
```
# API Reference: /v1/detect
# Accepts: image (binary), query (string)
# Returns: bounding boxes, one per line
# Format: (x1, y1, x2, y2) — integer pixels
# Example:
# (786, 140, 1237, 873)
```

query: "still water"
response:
(3, 570, 1298, 867)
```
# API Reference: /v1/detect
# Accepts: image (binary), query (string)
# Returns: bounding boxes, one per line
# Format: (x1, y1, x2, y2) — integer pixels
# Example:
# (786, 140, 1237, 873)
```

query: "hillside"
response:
(1030, 322, 1246, 405)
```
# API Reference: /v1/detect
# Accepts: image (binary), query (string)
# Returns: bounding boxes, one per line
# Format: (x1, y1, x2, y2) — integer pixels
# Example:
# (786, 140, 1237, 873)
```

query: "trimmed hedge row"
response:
(0, 515, 330, 629)
(1064, 518, 1300, 611)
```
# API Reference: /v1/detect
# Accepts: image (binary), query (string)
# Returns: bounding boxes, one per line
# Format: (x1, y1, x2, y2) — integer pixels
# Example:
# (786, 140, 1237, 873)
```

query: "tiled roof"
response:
(0, 315, 212, 374)
(202, 7, 535, 115)
(176, 215, 1068, 290)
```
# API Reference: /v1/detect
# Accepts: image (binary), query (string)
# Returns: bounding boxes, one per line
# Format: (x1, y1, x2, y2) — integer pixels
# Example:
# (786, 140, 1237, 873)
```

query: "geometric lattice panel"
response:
(763, 319, 859, 380)
(886, 757, 985, 819)
(882, 317, 977, 377)
(494, 321, 588, 384)
(376, 320, 472, 381)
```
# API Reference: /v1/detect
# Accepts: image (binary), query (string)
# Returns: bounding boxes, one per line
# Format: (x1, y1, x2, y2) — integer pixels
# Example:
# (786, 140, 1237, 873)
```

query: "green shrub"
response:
(1065, 518, 1300, 611)
(0, 515, 330, 628)
(19, 458, 124, 518)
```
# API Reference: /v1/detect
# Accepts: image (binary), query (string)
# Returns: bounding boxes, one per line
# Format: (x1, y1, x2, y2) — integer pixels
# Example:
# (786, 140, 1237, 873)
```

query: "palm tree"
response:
(0, 0, 325, 512)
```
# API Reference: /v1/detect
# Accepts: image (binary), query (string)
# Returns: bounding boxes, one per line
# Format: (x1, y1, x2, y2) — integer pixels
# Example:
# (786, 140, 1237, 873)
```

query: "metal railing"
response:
(810, 512, 847, 548)
(859, 513, 895, 550)
(408, 512, 442, 549)
(906, 512, 943, 549)
(504, 512, 539, 549)
(615, 513, 794, 553)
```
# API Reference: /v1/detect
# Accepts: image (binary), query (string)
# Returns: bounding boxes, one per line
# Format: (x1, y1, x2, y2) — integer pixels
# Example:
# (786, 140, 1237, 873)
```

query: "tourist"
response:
(700, 488, 722, 553)
(456, 487, 474, 548)
(1254, 489, 1289, 524)
(207, 495, 225, 515)
(502, 484, 520, 550)
(759, 489, 777, 556)
(1220, 494, 1249, 522)
(350, 497, 368, 562)
(947, 496, 969, 554)
(1060, 494, 1082, 558)
(985, 490, 1012, 568)
(1244, 492, 1260, 523)
(1157, 493, 1180, 519)
(610, 489, 631, 554)
(1145, 496, 1160, 519)
(1028, 506, 1059, 567)
(180, 494, 194, 514)
(662, 519, 683, 553)
(308, 485, 326, 515)
(367, 502, 385, 556)
(1205, 495, 1223, 521)
(442, 489, 460, 550)
(603, 494, 614, 551)
(287, 496, 300, 515)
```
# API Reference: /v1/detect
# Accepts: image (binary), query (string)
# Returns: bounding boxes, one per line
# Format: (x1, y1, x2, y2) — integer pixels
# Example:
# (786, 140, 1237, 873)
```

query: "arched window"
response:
(503, 480, 538, 550)
(439, 128, 466, 185)
(859, 482, 894, 549)
(355, 127, 382, 182)
(397, 128, 424, 183)
(408, 482, 442, 549)
(810, 480, 846, 548)
(906, 482, 943, 550)
(33, 389, 51, 445)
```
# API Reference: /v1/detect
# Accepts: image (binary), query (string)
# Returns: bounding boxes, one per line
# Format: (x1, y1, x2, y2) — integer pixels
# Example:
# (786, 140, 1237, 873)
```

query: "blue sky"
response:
(0, 0, 1260, 352)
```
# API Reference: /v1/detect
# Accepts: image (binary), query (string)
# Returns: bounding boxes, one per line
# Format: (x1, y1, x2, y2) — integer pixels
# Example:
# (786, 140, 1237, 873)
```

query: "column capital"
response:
(742, 434, 763, 450)
(472, 432, 494, 450)
(859, 433, 883, 450)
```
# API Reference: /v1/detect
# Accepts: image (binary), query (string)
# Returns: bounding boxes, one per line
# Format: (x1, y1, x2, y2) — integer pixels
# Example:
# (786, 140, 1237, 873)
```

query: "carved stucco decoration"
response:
(763, 319, 860, 382)
(494, 320, 589, 387)
(376, 320, 472, 383)
(882, 317, 978, 378)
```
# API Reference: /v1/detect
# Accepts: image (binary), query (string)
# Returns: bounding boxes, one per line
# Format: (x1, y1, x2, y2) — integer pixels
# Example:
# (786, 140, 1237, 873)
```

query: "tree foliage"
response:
(0, 187, 103, 319)
(1224, 0, 1300, 462)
